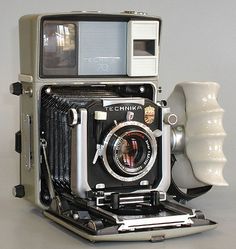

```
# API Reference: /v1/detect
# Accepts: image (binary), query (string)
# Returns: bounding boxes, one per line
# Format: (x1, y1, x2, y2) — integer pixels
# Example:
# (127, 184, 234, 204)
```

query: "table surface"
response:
(1, 158, 235, 249)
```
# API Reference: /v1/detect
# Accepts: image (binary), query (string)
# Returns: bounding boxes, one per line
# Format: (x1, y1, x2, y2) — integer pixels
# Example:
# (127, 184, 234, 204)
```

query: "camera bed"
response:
(43, 196, 217, 242)
(44, 209, 216, 242)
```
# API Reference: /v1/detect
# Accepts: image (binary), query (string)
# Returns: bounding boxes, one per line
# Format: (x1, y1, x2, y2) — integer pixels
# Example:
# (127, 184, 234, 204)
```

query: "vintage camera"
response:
(11, 11, 227, 242)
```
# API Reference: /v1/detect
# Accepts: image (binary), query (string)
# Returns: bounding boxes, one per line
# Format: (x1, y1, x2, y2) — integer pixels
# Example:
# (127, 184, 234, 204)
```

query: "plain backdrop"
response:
(0, 1, 235, 249)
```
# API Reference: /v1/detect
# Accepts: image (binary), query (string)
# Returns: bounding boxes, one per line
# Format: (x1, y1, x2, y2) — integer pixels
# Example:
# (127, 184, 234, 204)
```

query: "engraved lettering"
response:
(105, 105, 142, 112)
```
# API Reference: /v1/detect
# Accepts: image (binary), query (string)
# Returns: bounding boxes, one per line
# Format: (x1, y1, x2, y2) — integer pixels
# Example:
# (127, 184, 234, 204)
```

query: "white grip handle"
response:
(168, 82, 228, 187)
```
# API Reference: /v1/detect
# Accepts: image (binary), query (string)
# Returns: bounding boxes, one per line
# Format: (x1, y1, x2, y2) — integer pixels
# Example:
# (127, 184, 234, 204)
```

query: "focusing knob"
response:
(10, 82, 22, 96)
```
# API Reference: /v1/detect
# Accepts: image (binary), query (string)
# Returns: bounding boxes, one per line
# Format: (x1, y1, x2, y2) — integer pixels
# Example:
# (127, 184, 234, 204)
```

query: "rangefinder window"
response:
(42, 21, 127, 77)
(42, 21, 77, 76)
(133, 40, 155, 56)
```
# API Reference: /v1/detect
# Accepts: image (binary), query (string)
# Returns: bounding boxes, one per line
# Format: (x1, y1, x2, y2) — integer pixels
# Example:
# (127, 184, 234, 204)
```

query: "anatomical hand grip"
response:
(168, 82, 228, 187)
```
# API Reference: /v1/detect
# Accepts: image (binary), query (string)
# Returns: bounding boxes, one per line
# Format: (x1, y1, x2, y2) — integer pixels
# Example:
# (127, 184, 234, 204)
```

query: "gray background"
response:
(0, 0, 235, 248)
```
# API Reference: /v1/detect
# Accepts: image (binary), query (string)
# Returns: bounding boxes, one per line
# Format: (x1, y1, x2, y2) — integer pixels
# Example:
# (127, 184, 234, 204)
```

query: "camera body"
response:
(16, 12, 170, 206)
(11, 11, 226, 242)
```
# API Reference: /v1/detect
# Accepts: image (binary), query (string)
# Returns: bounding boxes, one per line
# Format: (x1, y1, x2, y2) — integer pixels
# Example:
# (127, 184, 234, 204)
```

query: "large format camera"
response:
(11, 11, 227, 242)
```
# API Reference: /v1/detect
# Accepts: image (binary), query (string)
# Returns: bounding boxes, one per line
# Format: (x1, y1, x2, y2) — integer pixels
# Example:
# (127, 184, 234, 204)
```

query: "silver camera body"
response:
(11, 11, 226, 242)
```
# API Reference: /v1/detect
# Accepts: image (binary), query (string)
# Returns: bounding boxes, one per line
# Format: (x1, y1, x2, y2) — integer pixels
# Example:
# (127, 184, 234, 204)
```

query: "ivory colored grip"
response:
(183, 82, 227, 186)
(168, 82, 228, 187)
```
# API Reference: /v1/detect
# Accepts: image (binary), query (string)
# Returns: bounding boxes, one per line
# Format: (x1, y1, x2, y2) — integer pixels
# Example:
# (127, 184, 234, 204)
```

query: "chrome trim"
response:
(40, 139, 56, 199)
(171, 126, 185, 153)
(164, 113, 178, 125)
(95, 191, 166, 207)
(23, 114, 32, 170)
(92, 194, 195, 232)
(92, 144, 104, 164)
(140, 180, 149, 186)
(103, 98, 145, 107)
(68, 108, 79, 126)
(126, 111, 134, 121)
(156, 107, 171, 192)
(153, 129, 162, 137)
(71, 109, 91, 198)
(95, 183, 105, 189)
(117, 214, 194, 232)
(102, 121, 157, 182)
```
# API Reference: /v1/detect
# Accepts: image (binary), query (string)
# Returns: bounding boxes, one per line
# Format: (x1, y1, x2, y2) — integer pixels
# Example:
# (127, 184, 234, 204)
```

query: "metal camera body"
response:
(11, 11, 226, 242)
(17, 12, 171, 206)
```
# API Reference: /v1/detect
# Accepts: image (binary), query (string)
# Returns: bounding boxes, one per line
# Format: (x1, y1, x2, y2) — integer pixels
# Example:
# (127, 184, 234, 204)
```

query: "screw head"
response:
(139, 86, 145, 93)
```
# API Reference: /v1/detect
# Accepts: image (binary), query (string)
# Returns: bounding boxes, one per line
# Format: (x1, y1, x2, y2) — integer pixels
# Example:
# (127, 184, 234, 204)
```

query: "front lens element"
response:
(113, 130, 152, 175)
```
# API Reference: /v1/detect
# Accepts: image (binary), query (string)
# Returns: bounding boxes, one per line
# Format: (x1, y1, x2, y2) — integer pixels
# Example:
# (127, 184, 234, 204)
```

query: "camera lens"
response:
(113, 131, 151, 175)
(103, 121, 157, 182)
